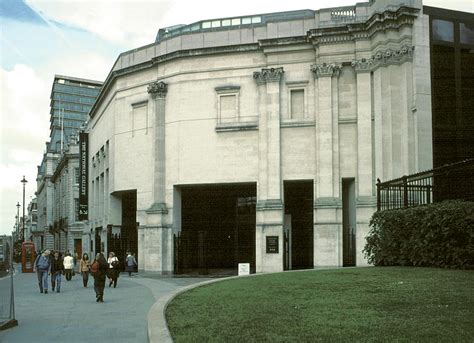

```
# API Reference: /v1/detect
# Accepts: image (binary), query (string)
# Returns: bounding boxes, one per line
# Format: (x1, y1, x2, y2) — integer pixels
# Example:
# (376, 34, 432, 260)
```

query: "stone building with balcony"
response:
(84, 0, 472, 274)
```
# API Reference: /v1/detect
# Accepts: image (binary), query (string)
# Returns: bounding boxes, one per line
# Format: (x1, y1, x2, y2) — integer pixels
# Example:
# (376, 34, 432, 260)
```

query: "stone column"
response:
(253, 68, 284, 273)
(352, 58, 376, 266)
(142, 80, 173, 274)
(311, 63, 342, 267)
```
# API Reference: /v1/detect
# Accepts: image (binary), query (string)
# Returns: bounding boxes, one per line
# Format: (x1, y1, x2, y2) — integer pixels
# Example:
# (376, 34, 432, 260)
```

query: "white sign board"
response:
(238, 263, 250, 276)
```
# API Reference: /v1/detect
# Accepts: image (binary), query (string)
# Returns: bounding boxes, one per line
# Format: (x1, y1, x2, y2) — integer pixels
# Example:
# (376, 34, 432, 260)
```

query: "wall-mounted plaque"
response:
(266, 236, 279, 254)
(238, 263, 250, 276)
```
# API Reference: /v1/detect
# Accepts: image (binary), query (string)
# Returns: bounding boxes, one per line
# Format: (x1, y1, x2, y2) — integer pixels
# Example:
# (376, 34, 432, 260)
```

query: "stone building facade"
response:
(50, 134, 84, 254)
(86, 0, 434, 273)
(36, 75, 102, 252)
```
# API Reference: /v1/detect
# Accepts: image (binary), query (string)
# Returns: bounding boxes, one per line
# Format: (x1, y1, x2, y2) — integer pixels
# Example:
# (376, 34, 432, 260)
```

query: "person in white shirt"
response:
(107, 251, 120, 288)
(63, 252, 74, 281)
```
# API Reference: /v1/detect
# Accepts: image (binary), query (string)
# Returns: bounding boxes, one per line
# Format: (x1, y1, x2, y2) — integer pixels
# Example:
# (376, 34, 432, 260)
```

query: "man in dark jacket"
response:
(51, 251, 64, 293)
(33, 249, 51, 293)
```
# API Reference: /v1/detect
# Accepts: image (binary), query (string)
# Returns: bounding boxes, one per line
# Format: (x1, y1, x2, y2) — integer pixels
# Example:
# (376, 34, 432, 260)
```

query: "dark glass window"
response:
(460, 22, 474, 45)
(432, 19, 454, 42)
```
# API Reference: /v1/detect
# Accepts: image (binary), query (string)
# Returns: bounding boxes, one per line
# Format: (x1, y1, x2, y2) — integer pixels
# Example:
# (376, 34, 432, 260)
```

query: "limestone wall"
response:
(86, 0, 432, 273)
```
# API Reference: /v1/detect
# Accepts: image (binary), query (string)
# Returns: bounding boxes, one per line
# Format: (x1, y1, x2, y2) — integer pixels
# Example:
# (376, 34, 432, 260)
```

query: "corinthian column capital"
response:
(310, 63, 341, 78)
(253, 67, 284, 84)
(147, 81, 168, 99)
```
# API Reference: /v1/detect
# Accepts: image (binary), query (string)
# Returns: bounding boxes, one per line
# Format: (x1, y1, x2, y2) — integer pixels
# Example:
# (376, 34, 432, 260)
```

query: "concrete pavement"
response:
(0, 266, 210, 343)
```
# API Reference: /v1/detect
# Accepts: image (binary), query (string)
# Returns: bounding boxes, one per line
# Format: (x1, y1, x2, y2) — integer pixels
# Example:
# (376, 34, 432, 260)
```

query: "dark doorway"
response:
(284, 180, 314, 270)
(74, 239, 82, 258)
(342, 178, 356, 266)
(178, 183, 256, 275)
(119, 190, 138, 265)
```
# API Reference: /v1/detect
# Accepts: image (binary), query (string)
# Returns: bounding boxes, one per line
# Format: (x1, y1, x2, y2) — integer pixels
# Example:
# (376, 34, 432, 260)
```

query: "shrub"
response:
(364, 200, 474, 269)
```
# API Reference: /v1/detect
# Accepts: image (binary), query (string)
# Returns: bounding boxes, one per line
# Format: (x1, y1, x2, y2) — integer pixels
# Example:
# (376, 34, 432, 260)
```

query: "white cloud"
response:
(27, 0, 174, 48)
(0, 65, 50, 234)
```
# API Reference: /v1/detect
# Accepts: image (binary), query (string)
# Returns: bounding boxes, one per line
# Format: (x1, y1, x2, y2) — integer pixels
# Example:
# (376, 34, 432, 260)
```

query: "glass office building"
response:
(49, 75, 102, 153)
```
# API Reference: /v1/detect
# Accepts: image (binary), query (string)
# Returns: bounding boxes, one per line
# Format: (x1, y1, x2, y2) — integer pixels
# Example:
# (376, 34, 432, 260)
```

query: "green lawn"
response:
(166, 267, 474, 342)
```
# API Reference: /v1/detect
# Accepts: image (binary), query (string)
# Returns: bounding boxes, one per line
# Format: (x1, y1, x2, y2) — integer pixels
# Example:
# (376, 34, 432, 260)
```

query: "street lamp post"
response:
(16, 202, 20, 239)
(21, 176, 27, 243)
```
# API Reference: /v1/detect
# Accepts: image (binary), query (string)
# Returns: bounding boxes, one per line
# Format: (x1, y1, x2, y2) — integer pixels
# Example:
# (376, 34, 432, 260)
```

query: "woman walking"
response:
(125, 252, 137, 277)
(80, 253, 91, 287)
(91, 253, 108, 303)
(107, 252, 120, 288)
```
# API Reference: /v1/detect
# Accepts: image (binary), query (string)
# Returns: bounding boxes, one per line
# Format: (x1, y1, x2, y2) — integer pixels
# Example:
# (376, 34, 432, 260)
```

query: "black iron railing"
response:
(377, 158, 474, 211)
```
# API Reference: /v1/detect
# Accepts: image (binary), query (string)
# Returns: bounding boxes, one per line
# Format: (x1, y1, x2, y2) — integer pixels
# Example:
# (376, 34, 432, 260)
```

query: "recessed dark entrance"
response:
(342, 178, 356, 267)
(177, 183, 256, 275)
(284, 180, 314, 270)
(108, 190, 138, 265)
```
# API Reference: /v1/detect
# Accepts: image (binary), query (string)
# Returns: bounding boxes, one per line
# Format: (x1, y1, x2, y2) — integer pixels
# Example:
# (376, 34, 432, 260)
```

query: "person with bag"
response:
(63, 252, 74, 281)
(50, 251, 64, 293)
(125, 251, 137, 277)
(92, 252, 108, 303)
(33, 249, 51, 294)
(107, 251, 120, 288)
(80, 253, 91, 287)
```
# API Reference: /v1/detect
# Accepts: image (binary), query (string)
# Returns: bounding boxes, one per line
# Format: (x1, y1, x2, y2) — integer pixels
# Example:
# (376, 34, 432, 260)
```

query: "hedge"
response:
(364, 200, 474, 269)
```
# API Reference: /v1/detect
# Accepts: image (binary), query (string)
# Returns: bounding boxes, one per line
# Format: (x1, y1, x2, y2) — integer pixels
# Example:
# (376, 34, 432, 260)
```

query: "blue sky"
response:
(0, 0, 472, 235)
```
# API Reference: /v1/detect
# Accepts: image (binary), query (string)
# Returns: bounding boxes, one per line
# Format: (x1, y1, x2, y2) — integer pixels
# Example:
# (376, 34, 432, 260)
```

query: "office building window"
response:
(432, 19, 454, 42)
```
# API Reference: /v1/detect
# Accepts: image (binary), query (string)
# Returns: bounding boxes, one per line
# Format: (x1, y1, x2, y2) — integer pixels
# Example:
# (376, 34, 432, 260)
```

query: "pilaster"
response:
(311, 63, 341, 199)
(141, 80, 173, 274)
(352, 59, 373, 197)
(311, 63, 342, 267)
(253, 67, 284, 273)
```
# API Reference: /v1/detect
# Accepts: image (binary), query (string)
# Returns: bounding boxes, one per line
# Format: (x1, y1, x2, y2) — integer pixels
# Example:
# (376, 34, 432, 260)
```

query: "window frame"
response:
(216, 86, 240, 124)
(287, 81, 308, 120)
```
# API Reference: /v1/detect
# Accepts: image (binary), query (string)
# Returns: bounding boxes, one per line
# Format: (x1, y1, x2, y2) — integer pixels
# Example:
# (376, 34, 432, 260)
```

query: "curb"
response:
(147, 275, 246, 343)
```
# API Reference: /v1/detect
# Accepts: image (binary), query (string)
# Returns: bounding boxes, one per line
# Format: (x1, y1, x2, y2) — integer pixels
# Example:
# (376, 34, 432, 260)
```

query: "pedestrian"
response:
(63, 252, 74, 281)
(107, 252, 120, 288)
(50, 251, 64, 293)
(91, 252, 108, 302)
(33, 249, 51, 294)
(125, 251, 137, 277)
(80, 253, 91, 287)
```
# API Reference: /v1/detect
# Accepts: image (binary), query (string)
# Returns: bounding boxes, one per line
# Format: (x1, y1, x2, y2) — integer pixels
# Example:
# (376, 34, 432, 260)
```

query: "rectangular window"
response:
(432, 19, 454, 42)
(132, 103, 148, 136)
(242, 17, 251, 25)
(75, 199, 79, 221)
(202, 21, 211, 29)
(222, 19, 231, 27)
(290, 89, 305, 119)
(460, 22, 474, 45)
(231, 18, 241, 26)
(219, 95, 237, 123)
(211, 20, 221, 28)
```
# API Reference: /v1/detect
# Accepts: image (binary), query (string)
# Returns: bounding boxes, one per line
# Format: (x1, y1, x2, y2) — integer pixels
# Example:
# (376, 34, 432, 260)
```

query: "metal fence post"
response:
(403, 175, 408, 208)
(376, 178, 381, 211)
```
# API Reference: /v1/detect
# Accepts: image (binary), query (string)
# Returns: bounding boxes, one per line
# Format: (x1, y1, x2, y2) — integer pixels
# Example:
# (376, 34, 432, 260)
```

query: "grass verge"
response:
(166, 267, 474, 342)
